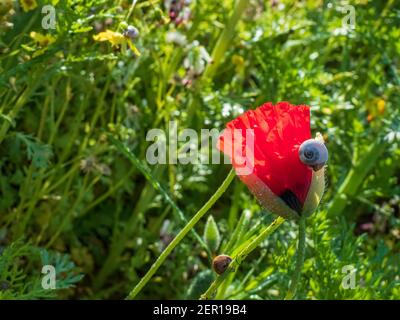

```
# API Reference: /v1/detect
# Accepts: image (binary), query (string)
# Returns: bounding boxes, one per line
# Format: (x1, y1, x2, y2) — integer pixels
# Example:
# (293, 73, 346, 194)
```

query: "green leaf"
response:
(15, 133, 53, 169)
(38, 249, 84, 290)
(186, 270, 215, 299)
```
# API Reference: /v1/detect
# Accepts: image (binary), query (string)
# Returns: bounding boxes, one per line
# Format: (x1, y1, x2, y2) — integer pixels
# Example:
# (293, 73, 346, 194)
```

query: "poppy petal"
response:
(218, 102, 313, 215)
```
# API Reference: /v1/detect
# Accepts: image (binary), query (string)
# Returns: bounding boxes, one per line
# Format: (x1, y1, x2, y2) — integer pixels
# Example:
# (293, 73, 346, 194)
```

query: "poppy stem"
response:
(126, 169, 236, 300)
(285, 217, 306, 300)
(200, 216, 285, 300)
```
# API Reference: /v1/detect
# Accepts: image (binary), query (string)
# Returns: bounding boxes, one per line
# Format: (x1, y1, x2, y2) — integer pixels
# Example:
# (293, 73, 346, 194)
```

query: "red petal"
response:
(218, 102, 312, 206)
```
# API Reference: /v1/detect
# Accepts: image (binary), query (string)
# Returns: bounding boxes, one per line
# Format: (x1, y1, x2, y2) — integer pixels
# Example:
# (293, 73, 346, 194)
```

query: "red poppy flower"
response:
(217, 101, 327, 219)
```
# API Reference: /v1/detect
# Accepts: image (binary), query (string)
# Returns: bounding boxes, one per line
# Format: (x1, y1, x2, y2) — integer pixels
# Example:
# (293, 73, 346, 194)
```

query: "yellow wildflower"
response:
(20, 0, 37, 12)
(366, 97, 386, 122)
(30, 31, 56, 46)
(93, 29, 140, 56)
(377, 98, 385, 114)
(93, 30, 125, 47)
(29, 32, 56, 57)
(232, 54, 244, 73)
(232, 54, 244, 66)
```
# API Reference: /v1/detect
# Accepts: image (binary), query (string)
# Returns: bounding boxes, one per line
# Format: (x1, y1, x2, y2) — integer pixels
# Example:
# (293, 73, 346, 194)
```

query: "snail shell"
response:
(212, 255, 232, 275)
(298, 138, 328, 171)
(123, 26, 139, 40)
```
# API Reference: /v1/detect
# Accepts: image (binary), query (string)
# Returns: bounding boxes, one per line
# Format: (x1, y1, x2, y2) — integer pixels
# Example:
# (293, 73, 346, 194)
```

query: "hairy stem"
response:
(126, 169, 236, 299)
(285, 217, 306, 300)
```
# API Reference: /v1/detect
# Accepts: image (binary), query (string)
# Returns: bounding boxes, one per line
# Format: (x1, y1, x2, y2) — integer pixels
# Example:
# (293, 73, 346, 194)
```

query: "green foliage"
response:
(0, 240, 82, 299)
(14, 133, 53, 169)
(186, 270, 215, 300)
(39, 248, 84, 290)
(0, 0, 399, 299)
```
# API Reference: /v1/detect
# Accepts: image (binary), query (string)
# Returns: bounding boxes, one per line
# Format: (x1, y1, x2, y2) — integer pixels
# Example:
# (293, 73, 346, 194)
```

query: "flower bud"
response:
(203, 216, 220, 253)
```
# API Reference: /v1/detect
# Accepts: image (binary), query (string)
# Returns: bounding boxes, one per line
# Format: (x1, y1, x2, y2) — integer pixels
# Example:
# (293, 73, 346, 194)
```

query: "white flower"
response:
(166, 31, 187, 46)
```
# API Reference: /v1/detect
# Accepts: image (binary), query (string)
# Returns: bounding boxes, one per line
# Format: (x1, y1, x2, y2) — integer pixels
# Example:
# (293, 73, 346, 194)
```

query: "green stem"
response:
(203, 0, 249, 79)
(0, 85, 35, 144)
(200, 216, 285, 300)
(126, 169, 236, 300)
(95, 167, 163, 290)
(186, 0, 249, 123)
(109, 136, 211, 255)
(326, 137, 387, 218)
(285, 217, 306, 300)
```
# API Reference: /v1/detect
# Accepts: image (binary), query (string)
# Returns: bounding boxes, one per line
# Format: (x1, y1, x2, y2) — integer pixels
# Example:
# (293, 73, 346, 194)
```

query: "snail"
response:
(123, 25, 139, 40)
(298, 135, 328, 171)
(212, 255, 232, 275)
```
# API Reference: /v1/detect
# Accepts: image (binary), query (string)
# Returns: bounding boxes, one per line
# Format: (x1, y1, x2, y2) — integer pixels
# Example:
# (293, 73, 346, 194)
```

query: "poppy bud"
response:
(218, 102, 327, 219)
(203, 216, 221, 253)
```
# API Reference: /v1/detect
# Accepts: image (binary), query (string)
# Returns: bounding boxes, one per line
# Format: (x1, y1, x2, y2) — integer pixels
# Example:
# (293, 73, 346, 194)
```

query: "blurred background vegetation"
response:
(0, 0, 399, 299)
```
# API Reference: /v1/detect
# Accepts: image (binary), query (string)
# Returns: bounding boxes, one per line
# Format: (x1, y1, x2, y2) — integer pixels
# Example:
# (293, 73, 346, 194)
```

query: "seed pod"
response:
(212, 254, 232, 275)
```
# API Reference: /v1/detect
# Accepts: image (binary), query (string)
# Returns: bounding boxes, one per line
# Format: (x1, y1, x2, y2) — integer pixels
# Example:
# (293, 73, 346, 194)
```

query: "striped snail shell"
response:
(299, 138, 328, 171)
